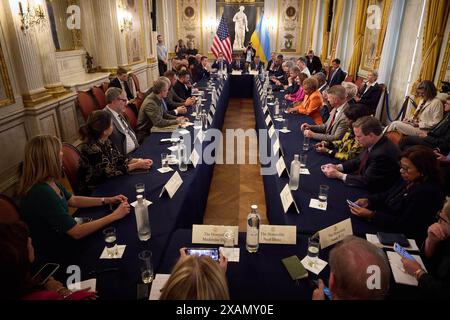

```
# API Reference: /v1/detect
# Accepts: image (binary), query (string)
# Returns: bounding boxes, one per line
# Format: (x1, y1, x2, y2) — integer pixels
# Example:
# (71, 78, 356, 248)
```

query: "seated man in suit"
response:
(321, 116, 400, 193)
(301, 85, 350, 142)
(173, 70, 193, 100)
(109, 67, 139, 116)
(354, 70, 382, 114)
(328, 59, 346, 87)
(211, 52, 230, 73)
(266, 52, 277, 72)
(269, 54, 284, 77)
(230, 54, 244, 72)
(104, 87, 139, 155)
(306, 50, 323, 76)
(163, 71, 196, 111)
(136, 79, 188, 143)
(250, 56, 265, 74)
(192, 56, 211, 83)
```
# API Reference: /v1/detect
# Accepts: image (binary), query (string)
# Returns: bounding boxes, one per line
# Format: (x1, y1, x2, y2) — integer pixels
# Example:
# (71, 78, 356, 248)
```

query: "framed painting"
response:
(0, 41, 15, 107)
(125, 0, 145, 64)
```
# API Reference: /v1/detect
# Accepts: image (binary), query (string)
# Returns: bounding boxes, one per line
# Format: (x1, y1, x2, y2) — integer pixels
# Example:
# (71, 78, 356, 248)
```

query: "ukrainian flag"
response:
(250, 12, 271, 64)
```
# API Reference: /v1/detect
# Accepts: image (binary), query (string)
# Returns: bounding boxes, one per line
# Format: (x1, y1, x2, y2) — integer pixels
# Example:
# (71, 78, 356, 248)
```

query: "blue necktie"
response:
(162, 99, 168, 112)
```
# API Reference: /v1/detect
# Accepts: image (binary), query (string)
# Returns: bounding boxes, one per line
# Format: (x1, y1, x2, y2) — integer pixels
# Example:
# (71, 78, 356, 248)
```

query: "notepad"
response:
(282, 255, 308, 280)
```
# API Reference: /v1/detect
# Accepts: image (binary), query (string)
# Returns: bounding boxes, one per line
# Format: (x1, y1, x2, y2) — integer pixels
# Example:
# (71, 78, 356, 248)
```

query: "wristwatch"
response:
(414, 269, 425, 280)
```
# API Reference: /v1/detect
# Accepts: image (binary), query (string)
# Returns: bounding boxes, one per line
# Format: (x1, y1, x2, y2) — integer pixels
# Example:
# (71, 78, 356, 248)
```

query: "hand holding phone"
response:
(346, 199, 362, 209)
(394, 243, 415, 261)
(185, 248, 220, 262)
(32, 263, 60, 286)
(310, 279, 332, 300)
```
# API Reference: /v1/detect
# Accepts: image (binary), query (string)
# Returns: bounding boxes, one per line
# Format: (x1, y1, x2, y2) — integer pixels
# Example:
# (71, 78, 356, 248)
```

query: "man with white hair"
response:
(355, 70, 382, 114)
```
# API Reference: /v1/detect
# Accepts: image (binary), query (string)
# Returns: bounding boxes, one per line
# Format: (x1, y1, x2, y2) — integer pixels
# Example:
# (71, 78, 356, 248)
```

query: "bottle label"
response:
(246, 227, 259, 246)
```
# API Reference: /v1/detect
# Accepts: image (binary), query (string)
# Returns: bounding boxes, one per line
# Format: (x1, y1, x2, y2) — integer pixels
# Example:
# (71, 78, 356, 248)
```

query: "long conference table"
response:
(75, 74, 408, 300)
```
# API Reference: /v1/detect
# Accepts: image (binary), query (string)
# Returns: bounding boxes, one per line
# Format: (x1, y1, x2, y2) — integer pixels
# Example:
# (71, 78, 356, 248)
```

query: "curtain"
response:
(347, 0, 369, 78)
(414, 0, 450, 85)
(320, 0, 330, 62)
(329, 0, 345, 62)
(373, 0, 392, 70)
(308, 0, 318, 50)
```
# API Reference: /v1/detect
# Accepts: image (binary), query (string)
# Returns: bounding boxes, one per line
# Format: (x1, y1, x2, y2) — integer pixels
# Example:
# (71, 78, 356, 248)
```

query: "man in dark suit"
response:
(211, 52, 230, 72)
(172, 70, 193, 100)
(109, 67, 138, 116)
(192, 56, 211, 83)
(322, 116, 400, 193)
(266, 52, 277, 72)
(328, 59, 346, 87)
(230, 55, 244, 71)
(103, 87, 139, 155)
(250, 56, 265, 74)
(355, 70, 382, 114)
(306, 50, 323, 75)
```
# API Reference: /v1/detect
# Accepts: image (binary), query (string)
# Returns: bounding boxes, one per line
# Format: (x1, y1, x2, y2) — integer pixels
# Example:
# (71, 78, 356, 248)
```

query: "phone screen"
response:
(186, 248, 220, 261)
(346, 199, 361, 208)
(32, 263, 60, 286)
(394, 243, 415, 261)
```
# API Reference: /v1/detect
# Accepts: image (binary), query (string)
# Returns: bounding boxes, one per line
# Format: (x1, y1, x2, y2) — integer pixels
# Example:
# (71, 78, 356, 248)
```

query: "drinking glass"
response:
(307, 237, 320, 267)
(318, 185, 329, 203)
(135, 183, 145, 198)
(299, 154, 307, 168)
(138, 250, 154, 284)
(282, 117, 289, 131)
(103, 227, 118, 258)
(303, 136, 310, 151)
(161, 153, 169, 168)
(223, 230, 235, 248)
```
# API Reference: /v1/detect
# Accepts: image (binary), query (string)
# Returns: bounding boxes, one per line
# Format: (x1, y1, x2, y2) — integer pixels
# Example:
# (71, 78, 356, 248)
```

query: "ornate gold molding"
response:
(0, 41, 15, 108)
(22, 90, 53, 108)
(437, 33, 450, 91)
(147, 57, 157, 64)
(45, 85, 69, 98)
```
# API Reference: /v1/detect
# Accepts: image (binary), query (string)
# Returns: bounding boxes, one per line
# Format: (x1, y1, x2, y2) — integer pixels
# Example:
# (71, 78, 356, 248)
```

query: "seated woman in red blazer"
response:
(287, 77, 323, 125)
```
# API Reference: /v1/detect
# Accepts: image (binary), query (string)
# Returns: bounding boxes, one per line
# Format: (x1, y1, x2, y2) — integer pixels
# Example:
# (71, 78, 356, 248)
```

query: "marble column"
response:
(111, 0, 128, 67)
(92, 0, 119, 72)
(2, 1, 52, 107)
(79, 0, 99, 69)
(34, 0, 66, 97)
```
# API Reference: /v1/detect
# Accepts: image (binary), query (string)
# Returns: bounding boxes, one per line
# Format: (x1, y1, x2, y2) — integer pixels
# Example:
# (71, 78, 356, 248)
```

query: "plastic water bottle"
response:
(178, 138, 188, 172)
(246, 205, 260, 253)
(201, 109, 208, 130)
(135, 195, 151, 241)
(274, 98, 280, 118)
(289, 154, 301, 191)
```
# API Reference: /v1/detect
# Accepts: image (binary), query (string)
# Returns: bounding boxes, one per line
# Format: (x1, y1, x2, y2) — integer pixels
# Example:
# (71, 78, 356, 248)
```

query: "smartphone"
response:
(32, 263, 60, 286)
(310, 279, 333, 300)
(185, 248, 220, 261)
(346, 199, 362, 209)
(394, 243, 415, 261)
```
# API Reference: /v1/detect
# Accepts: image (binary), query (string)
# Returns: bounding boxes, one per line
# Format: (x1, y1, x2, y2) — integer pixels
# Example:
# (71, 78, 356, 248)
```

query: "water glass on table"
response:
(299, 154, 307, 168)
(307, 237, 320, 267)
(161, 153, 169, 168)
(223, 230, 235, 248)
(103, 227, 118, 258)
(303, 136, 310, 151)
(318, 185, 329, 203)
(135, 183, 145, 198)
(139, 250, 154, 284)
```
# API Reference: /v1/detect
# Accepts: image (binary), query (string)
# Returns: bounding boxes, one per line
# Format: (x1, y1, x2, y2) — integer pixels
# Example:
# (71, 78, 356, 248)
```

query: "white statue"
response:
(232, 6, 249, 50)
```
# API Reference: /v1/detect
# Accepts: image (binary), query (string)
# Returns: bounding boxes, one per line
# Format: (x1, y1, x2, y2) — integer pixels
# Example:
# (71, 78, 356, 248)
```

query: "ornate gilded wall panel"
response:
(176, 0, 202, 52)
(0, 41, 15, 108)
(125, 0, 146, 64)
(277, 0, 304, 54)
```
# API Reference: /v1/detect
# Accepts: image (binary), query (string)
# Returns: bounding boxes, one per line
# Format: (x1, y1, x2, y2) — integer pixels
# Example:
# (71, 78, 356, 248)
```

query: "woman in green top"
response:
(314, 104, 372, 161)
(19, 135, 131, 266)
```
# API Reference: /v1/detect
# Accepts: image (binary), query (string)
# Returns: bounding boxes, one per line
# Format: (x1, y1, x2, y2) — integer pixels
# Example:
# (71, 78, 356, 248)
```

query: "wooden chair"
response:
(123, 105, 137, 130)
(0, 194, 20, 223)
(385, 131, 402, 146)
(129, 73, 144, 110)
(77, 91, 99, 122)
(102, 82, 110, 93)
(92, 86, 107, 109)
(62, 143, 81, 193)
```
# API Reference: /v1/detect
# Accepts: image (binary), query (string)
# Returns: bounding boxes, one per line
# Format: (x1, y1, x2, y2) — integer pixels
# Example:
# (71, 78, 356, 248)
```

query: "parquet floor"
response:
(203, 99, 268, 230)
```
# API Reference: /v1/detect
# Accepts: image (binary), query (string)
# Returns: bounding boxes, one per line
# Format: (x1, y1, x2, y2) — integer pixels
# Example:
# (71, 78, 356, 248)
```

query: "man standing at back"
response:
(157, 35, 168, 76)
(328, 59, 346, 87)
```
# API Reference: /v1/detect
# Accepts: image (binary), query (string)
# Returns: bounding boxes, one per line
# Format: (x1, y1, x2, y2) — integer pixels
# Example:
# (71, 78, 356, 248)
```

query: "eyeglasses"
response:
(400, 166, 414, 172)
(118, 98, 127, 102)
(436, 212, 450, 224)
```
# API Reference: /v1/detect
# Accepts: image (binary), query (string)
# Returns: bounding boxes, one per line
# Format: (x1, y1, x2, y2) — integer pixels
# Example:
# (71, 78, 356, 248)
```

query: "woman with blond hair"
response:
(287, 77, 324, 124)
(160, 248, 230, 300)
(19, 134, 130, 267)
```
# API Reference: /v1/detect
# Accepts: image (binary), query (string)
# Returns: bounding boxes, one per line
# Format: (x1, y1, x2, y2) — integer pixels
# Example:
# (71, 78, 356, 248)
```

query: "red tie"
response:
(357, 150, 369, 175)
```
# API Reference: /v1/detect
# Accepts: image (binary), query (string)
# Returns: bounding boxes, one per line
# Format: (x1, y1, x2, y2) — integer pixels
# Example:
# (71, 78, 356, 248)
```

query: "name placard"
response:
(159, 171, 183, 199)
(195, 131, 204, 143)
(273, 138, 280, 155)
(318, 218, 353, 249)
(259, 225, 297, 245)
(207, 113, 213, 125)
(276, 156, 288, 177)
(192, 225, 239, 245)
(263, 105, 269, 114)
(268, 125, 276, 139)
(210, 105, 216, 116)
(190, 149, 200, 168)
(265, 114, 272, 126)
(280, 184, 300, 214)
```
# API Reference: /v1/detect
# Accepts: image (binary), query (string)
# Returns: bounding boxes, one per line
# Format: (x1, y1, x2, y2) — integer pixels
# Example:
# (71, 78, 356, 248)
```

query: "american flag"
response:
(211, 15, 232, 63)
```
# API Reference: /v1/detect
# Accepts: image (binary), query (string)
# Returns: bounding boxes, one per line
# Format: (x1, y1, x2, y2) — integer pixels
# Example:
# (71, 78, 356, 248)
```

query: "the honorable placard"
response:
(276, 156, 289, 177)
(318, 218, 353, 249)
(263, 105, 269, 114)
(210, 105, 216, 116)
(189, 149, 200, 168)
(159, 171, 183, 199)
(195, 130, 205, 143)
(192, 225, 239, 245)
(259, 225, 297, 245)
(265, 114, 272, 127)
(273, 138, 280, 155)
(280, 184, 300, 214)
(207, 113, 213, 125)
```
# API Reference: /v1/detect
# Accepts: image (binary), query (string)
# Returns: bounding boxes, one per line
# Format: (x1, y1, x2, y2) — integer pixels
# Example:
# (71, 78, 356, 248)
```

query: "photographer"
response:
(244, 42, 256, 64)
